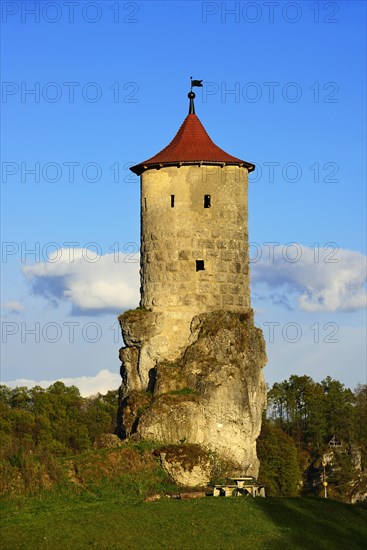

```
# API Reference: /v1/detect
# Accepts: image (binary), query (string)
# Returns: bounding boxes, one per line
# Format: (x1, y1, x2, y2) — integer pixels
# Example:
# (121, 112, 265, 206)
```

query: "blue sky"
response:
(1, 0, 366, 395)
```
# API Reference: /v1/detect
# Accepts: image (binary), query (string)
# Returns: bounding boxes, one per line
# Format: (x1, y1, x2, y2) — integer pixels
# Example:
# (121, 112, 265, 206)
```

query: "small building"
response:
(328, 435, 342, 448)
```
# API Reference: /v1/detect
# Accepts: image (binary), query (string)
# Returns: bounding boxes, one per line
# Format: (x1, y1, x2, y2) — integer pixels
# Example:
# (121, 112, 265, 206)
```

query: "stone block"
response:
(166, 262, 179, 272)
(173, 271, 190, 282)
(206, 251, 220, 260)
(198, 239, 215, 249)
(216, 273, 227, 283)
(198, 282, 211, 293)
(220, 251, 232, 261)
(223, 295, 235, 306)
(177, 229, 190, 238)
(228, 240, 238, 249)
(179, 250, 190, 260)
(229, 262, 242, 273)
(217, 262, 228, 273)
(236, 295, 245, 306)
(155, 251, 166, 262)
(197, 294, 209, 305)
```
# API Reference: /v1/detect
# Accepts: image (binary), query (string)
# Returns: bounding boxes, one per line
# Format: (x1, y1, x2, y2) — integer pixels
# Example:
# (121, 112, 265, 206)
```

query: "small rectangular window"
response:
(204, 195, 211, 208)
(196, 260, 205, 271)
(144, 197, 147, 210)
(171, 195, 175, 207)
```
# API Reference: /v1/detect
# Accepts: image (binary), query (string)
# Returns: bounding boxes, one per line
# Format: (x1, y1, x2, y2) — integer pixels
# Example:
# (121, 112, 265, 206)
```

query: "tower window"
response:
(171, 195, 175, 207)
(196, 260, 205, 271)
(204, 195, 211, 208)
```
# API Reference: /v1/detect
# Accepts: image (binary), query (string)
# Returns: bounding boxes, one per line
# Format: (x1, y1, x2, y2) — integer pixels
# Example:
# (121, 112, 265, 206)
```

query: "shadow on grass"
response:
(252, 497, 367, 550)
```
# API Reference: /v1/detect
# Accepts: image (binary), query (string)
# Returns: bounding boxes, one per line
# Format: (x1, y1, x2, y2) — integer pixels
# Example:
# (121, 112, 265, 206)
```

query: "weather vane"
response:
(188, 77, 203, 115)
(190, 77, 203, 90)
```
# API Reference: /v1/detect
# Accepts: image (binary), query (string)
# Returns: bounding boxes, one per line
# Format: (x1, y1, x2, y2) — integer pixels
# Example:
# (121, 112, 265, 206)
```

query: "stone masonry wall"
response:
(140, 164, 250, 313)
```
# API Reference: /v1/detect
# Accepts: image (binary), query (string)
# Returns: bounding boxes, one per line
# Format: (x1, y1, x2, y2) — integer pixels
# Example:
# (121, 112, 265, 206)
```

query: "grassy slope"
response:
(1, 491, 366, 550)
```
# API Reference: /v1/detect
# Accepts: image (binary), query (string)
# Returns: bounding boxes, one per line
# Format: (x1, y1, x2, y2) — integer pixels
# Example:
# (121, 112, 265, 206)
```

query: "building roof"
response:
(130, 113, 255, 176)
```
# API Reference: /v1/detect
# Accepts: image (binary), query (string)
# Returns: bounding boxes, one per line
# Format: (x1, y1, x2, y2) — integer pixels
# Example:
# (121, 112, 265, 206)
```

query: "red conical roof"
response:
(130, 113, 255, 175)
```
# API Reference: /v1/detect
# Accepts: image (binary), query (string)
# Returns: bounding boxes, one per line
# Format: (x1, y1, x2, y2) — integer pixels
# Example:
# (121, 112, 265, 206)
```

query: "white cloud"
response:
(3, 368, 121, 397)
(252, 245, 366, 312)
(23, 248, 140, 314)
(2, 301, 25, 314)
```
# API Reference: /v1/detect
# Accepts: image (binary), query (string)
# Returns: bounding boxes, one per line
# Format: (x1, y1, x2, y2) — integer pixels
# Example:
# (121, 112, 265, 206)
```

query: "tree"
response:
(321, 377, 355, 443)
(258, 418, 301, 496)
(354, 384, 367, 459)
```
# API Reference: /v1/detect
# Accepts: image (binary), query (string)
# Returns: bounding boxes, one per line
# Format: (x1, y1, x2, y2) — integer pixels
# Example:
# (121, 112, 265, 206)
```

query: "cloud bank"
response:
(252, 245, 366, 312)
(23, 248, 140, 315)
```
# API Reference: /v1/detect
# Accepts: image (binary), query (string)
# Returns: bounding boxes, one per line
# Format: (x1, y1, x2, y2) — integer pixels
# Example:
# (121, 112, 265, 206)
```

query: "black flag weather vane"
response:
(188, 77, 203, 115)
(190, 77, 203, 89)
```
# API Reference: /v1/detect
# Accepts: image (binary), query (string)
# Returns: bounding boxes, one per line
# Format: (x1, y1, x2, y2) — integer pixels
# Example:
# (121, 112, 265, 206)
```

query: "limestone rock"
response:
(118, 308, 267, 483)
(118, 390, 152, 439)
(144, 494, 161, 502)
(158, 445, 212, 487)
(118, 308, 159, 348)
(119, 308, 193, 393)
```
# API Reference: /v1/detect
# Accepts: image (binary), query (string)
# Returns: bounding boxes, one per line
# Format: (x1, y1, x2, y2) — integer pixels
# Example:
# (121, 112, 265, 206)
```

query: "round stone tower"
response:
(118, 91, 267, 478)
(131, 92, 255, 337)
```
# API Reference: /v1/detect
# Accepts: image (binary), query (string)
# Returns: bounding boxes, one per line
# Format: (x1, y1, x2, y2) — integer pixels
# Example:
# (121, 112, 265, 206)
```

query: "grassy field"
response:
(1, 488, 366, 550)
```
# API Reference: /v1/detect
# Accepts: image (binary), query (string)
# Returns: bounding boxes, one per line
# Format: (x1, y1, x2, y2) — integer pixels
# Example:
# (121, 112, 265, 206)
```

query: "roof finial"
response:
(188, 91, 196, 114)
(189, 77, 203, 115)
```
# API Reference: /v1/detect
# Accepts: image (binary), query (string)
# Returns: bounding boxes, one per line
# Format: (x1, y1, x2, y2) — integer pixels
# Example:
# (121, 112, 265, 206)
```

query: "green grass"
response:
(165, 387, 196, 396)
(1, 489, 366, 550)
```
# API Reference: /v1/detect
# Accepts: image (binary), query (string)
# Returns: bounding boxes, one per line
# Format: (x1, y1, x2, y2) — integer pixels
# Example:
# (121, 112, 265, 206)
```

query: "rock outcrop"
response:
(117, 308, 267, 485)
(157, 445, 212, 487)
(93, 433, 123, 449)
(307, 444, 367, 504)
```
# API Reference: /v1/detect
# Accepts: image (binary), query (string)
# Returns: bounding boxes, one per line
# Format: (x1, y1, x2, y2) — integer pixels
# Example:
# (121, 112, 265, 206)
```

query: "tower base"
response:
(117, 308, 267, 485)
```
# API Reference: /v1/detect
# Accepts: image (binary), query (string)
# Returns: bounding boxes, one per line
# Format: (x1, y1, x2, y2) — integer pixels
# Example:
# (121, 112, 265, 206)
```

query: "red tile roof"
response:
(130, 114, 255, 175)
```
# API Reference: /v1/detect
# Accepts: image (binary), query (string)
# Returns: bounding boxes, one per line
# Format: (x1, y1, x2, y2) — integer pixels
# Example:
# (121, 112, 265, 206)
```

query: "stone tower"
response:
(118, 90, 267, 484)
(129, 92, 255, 364)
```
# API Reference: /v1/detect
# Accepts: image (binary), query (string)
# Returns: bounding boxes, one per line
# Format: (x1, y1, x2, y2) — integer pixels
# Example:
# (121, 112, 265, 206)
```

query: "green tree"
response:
(258, 418, 301, 496)
(354, 384, 367, 459)
(321, 377, 355, 443)
(268, 375, 327, 450)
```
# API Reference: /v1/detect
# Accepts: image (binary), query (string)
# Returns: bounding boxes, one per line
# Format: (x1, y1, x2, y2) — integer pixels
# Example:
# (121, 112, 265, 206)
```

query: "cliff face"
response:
(117, 308, 267, 485)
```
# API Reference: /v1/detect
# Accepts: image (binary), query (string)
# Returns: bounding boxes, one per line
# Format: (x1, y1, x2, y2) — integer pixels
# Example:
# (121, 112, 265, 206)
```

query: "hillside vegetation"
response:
(259, 376, 367, 502)
(0, 376, 366, 502)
